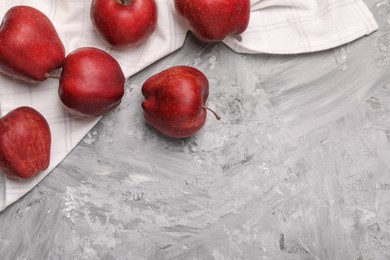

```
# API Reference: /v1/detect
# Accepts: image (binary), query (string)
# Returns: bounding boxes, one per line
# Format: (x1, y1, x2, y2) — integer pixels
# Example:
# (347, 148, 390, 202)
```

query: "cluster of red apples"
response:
(0, 0, 250, 180)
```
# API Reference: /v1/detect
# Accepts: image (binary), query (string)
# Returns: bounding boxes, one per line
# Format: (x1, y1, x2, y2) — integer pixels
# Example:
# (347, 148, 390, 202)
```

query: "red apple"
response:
(0, 6, 65, 83)
(0, 107, 51, 179)
(174, 0, 250, 42)
(141, 66, 220, 138)
(58, 47, 125, 117)
(90, 0, 157, 49)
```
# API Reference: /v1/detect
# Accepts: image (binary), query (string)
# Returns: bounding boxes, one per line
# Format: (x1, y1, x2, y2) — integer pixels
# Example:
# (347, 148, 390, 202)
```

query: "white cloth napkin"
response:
(0, 0, 378, 212)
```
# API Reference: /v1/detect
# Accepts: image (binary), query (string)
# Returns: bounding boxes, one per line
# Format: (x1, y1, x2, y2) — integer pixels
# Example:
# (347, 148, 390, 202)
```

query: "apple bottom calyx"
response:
(0, 106, 51, 180)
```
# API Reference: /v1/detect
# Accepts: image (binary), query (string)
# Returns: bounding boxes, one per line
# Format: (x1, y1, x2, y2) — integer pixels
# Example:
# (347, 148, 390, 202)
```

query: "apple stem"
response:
(45, 73, 61, 80)
(118, 0, 131, 4)
(203, 106, 221, 121)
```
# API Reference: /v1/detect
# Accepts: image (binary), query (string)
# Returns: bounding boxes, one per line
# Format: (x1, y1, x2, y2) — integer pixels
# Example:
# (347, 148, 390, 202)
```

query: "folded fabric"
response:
(0, 0, 378, 212)
(225, 0, 378, 53)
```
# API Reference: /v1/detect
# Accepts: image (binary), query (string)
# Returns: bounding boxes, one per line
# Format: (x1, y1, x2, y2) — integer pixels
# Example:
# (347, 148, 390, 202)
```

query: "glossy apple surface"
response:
(0, 6, 65, 83)
(174, 0, 250, 42)
(59, 47, 125, 117)
(90, 0, 157, 48)
(0, 107, 51, 179)
(142, 66, 214, 138)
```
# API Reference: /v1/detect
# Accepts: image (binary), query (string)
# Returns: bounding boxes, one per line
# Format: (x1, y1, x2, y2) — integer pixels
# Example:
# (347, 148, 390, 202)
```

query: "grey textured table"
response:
(2, 1, 390, 259)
